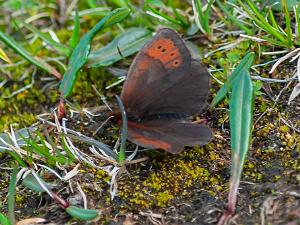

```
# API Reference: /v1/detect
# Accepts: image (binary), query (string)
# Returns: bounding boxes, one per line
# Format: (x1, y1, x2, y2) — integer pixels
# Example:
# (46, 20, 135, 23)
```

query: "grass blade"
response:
(211, 52, 254, 107)
(218, 68, 254, 224)
(65, 206, 99, 221)
(282, 0, 293, 47)
(69, 10, 80, 50)
(88, 27, 152, 67)
(0, 47, 12, 63)
(216, 0, 253, 35)
(21, 21, 71, 56)
(228, 69, 253, 212)
(0, 31, 61, 79)
(59, 8, 130, 98)
(115, 95, 127, 165)
(0, 213, 12, 225)
(8, 166, 18, 225)
(110, 0, 129, 8)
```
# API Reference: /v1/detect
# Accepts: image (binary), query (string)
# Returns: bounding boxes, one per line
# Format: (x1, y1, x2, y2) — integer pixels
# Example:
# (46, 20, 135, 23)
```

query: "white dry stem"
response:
(240, 34, 266, 43)
(269, 48, 300, 74)
(108, 166, 120, 200)
(77, 182, 87, 209)
(31, 170, 54, 198)
(3, 69, 36, 99)
(24, 12, 49, 23)
(37, 163, 64, 180)
(288, 83, 300, 105)
(191, 0, 207, 35)
(204, 38, 245, 58)
(62, 164, 80, 181)
(145, 11, 170, 23)
(105, 76, 126, 89)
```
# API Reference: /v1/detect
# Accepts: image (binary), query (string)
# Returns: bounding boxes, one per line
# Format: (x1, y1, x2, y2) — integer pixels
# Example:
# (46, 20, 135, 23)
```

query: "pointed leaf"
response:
(228, 69, 254, 213)
(69, 10, 80, 49)
(0, 213, 12, 225)
(211, 52, 254, 107)
(88, 27, 152, 67)
(22, 173, 52, 193)
(66, 206, 98, 220)
(0, 31, 61, 79)
(59, 8, 130, 98)
(21, 22, 71, 56)
(0, 47, 12, 63)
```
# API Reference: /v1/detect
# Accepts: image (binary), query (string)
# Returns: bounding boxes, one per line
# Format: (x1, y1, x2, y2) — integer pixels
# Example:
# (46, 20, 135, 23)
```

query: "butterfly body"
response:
(119, 28, 212, 154)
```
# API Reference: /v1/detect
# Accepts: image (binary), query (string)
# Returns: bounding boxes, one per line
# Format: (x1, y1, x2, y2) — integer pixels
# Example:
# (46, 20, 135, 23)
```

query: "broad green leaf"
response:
(59, 8, 130, 98)
(228, 69, 253, 213)
(66, 206, 98, 220)
(211, 52, 254, 107)
(103, 8, 131, 28)
(0, 31, 61, 79)
(21, 22, 71, 56)
(88, 27, 152, 67)
(0, 47, 12, 63)
(69, 10, 80, 49)
(0, 213, 12, 225)
(22, 173, 51, 193)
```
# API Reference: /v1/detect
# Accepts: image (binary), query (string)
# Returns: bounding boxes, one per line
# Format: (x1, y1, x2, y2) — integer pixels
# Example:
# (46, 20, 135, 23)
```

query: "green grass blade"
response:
(116, 95, 127, 165)
(59, 8, 130, 98)
(0, 47, 12, 63)
(0, 31, 61, 79)
(110, 0, 129, 8)
(241, 0, 287, 44)
(22, 173, 51, 193)
(66, 206, 98, 220)
(88, 27, 152, 67)
(0, 213, 12, 225)
(268, 8, 280, 31)
(8, 166, 18, 225)
(21, 21, 71, 56)
(216, 0, 253, 35)
(227, 69, 253, 214)
(211, 52, 254, 107)
(295, 3, 300, 39)
(282, 0, 293, 47)
(69, 10, 80, 50)
(7, 151, 27, 167)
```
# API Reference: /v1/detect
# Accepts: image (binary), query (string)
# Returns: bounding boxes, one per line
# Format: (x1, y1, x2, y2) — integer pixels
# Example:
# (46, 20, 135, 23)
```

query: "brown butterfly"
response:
(118, 28, 212, 154)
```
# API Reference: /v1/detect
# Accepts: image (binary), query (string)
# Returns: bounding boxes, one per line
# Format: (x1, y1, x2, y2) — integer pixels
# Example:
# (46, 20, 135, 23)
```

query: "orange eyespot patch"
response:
(146, 38, 182, 69)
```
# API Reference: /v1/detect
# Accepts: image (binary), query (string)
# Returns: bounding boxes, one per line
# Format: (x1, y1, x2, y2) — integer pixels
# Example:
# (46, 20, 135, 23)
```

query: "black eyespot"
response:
(174, 61, 179, 65)
(162, 49, 166, 52)
(157, 45, 162, 49)
(170, 53, 174, 56)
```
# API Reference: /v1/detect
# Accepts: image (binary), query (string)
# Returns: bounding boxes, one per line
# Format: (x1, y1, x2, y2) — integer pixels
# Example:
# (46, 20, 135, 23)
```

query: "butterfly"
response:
(118, 28, 212, 154)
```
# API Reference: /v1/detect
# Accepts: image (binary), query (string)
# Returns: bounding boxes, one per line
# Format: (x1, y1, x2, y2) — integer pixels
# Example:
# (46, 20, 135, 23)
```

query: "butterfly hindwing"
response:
(128, 120, 212, 154)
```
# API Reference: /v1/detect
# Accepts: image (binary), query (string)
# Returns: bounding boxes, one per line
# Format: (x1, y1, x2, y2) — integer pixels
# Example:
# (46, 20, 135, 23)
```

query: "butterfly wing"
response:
(141, 59, 210, 117)
(128, 120, 212, 154)
(121, 28, 191, 118)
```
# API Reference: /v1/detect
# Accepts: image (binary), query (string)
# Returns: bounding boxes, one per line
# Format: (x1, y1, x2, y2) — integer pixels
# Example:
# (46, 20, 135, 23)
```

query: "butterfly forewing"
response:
(121, 28, 191, 118)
